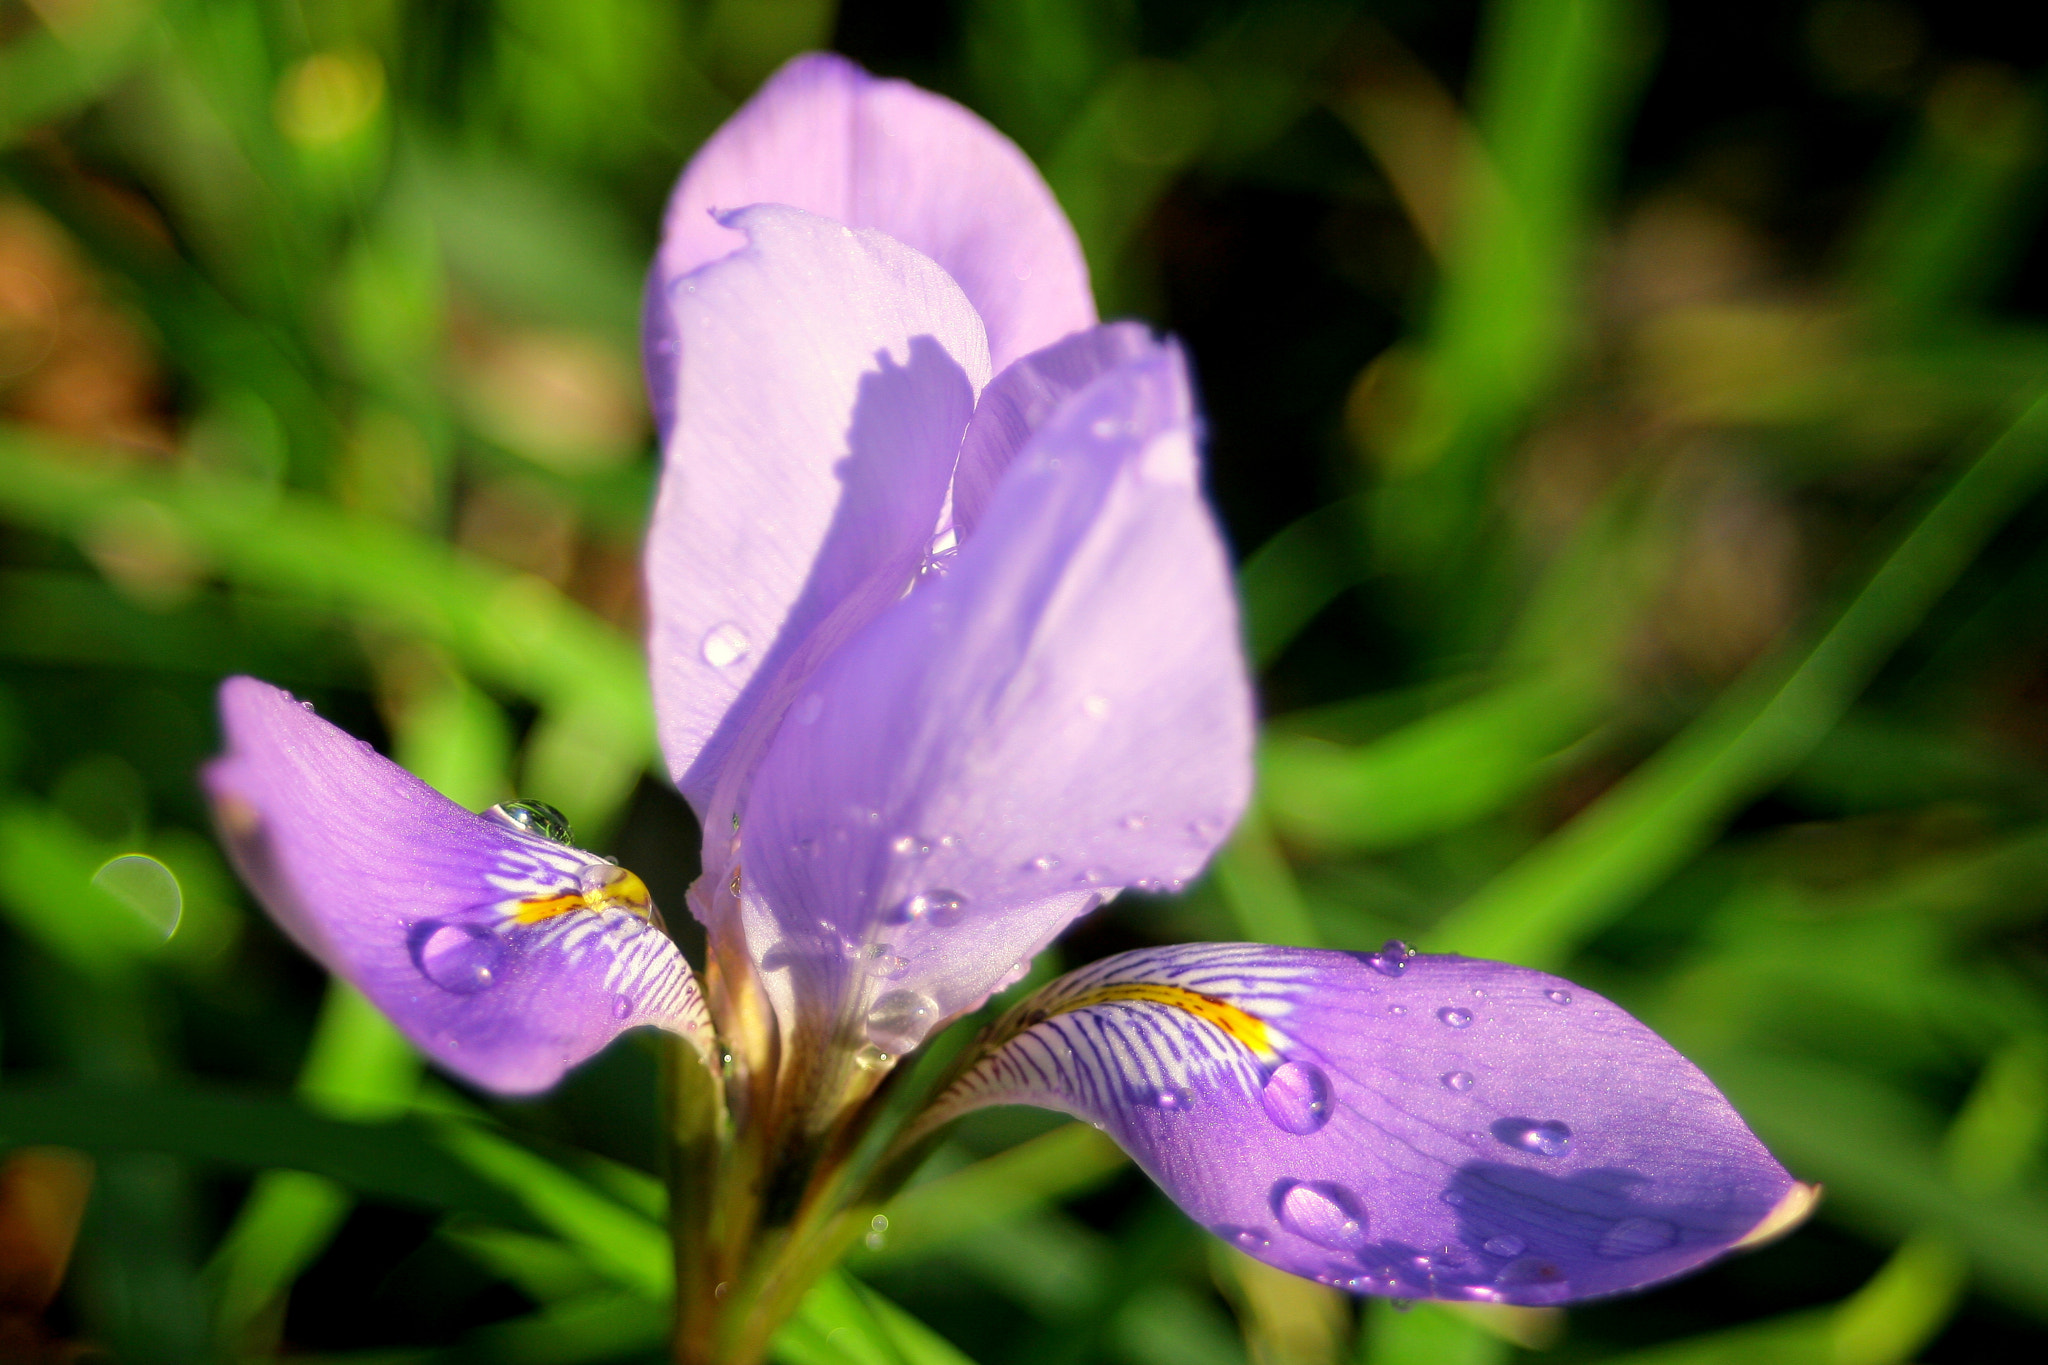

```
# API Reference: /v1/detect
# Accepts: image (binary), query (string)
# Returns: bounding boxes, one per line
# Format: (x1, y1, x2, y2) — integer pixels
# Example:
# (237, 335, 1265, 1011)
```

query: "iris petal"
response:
(206, 677, 710, 1095)
(740, 340, 1254, 1054)
(646, 51, 1093, 437)
(644, 203, 991, 818)
(925, 943, 1809, 1304)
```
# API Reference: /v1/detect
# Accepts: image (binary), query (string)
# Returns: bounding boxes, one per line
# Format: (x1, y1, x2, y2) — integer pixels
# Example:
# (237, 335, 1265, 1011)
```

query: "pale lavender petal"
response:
(205, 677, 709, 1096)
(924, 944, 1813, 1304)
(644, 204, 991, 817)
(951, 322, 1159, 539)
(645, 51, 1094, 436)
(738, 340, 1254, 1054)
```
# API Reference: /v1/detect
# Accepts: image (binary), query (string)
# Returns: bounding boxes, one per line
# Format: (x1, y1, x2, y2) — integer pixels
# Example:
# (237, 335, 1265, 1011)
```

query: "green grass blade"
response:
(1438, 389, 2048, 965)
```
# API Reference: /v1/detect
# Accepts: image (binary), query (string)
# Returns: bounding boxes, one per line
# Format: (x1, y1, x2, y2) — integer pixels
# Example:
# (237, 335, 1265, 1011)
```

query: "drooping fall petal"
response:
(205, 677, 709, 1095)
(643, 204, 991, 817)
(646, 52, 1093, 437)
(924, 943, 1812, 1305)
(737, 338, 1255, 1054)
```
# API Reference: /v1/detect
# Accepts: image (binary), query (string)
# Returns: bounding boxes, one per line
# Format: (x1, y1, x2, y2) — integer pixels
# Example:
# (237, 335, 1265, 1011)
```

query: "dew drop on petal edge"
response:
(1273, 1181, 1371, 1252)
(1261, 1061, 1334, 1135)
(486, 799, 573, 844)
(1365, 939, 1412, 977)
(1495, 1118, 1573, 1157)
(409, 921, 503, 994)
(1438, 1006, 1474, 1028)
(863, 990, 939, 1054)
(1546, 989, 1573, 1005)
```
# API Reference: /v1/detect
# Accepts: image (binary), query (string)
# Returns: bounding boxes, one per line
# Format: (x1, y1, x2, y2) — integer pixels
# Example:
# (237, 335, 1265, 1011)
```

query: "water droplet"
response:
(1495, 1257, 1569, 1304)
(1273, 1181, 1370, 1252)
(1121, 813, 1148, 831)
(1365, 940, 1413, 977)
(1598, 1217, 1677, 1258)
(1494, 1118, 1572, 1157)
(1261, 1061, 1334, 1135)
(700, 621, 750, 668)
(1546, 989, 1572, 1006)
(864, 947, 910, 979)
(1482, 1235, 1525, 1258)
(485, 800, 573, 844)
(1082, 694, 1111, 719)
(91, 854, 182, 939)
(863, 990, 939, 1053)
(611, 993, 633, 1020)
(891, 889, 966, 927)
(863, 1228, 887, 1251)
(1441, 1071, 1475, 1093)
(1028, 855, 1060, 873)
(1388, 1004, 1407, 1016)
(793, 693, 823, 724)
(853, 1044, 894, 1072)
(1441, 1190, 1465, 1207)
(1438, 1007, 1473, 1028)
(1213, 1224, 1269, 1252)
(1147, 1086, 1194, 1110)
(409, 921, 504, 994)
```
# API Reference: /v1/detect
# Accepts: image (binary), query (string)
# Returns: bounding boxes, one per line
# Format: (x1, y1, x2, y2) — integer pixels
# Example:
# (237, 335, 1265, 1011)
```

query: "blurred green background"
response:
(3, 0, 2047, 1361)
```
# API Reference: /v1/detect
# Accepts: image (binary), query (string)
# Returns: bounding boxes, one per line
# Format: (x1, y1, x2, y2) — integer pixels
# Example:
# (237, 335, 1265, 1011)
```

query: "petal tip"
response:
(1731, 1180, 1822, 1252)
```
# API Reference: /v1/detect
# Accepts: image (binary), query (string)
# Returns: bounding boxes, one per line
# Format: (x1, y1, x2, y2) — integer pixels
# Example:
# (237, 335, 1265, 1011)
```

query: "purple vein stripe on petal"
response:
(644, 203, 990, 821)
(645, 51, 1094, 439)
(738, 339, 1254, 1048)
(925, 944, 1812, 1305)
(205, 677, 709, 1095)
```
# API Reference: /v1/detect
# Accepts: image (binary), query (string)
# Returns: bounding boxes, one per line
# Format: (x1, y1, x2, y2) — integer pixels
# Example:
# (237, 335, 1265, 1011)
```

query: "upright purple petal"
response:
(923, 943, 1814, 1304)
(205, 678, 709, 1096)
(646, 51, 1095, 438)
(644, 204, 991, 817)
(952, 322, 1160, 539)
(737, 340, 1254, 1055)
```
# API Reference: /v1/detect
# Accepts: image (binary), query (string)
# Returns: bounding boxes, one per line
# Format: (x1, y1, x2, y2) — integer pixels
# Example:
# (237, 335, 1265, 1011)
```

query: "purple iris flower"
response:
(206, 50, 1811, 1330)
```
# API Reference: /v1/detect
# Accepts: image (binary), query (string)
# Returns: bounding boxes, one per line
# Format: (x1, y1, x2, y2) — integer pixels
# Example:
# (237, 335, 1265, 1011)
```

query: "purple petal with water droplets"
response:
(739, 339, 1253, 1049)
(646, 51, 1093, 439)
(925, 944, 1808, 1304)
(205, 677, 709, 1095)
(644, 204, 990, 819)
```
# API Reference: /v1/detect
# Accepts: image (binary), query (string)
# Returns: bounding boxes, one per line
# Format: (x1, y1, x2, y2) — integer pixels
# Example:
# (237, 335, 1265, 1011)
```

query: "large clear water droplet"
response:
(863, 990, 939, 1054)
(1441, 1070, 1475, 1093)
(1261, 1061, 1334, 1135)
(1438, 1006, 1473, 1028)
(700, 621, 750, 668)
(891, 889, 966, 927)
(485, 799, 573, 844)
(1545, 989, 1572, 1006)
(92, 853, 182, 939)
(410, 921, 504, 994)
(1495, 1118, 1573, 1157)
(1365, 940, 1413, 977)
(1481, 1234, 1525, 1258)
(1273, 1181, 1370, 1252)
(1597, 1217, 1677, 1258)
